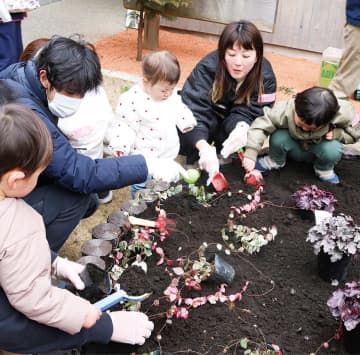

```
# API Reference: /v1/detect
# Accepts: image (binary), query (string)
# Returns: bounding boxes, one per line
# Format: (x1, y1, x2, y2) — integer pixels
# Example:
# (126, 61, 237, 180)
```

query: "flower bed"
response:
(85, 158, 360, 354)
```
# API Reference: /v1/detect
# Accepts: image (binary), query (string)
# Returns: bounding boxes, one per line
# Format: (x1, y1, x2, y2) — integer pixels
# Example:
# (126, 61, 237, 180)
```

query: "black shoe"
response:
(97, 190, 113, 204)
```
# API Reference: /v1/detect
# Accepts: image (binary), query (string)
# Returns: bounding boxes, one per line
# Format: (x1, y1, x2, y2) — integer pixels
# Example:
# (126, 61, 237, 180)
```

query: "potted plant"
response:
(327, 280, 360, 353)
(292, 185, 337, 222)
(306, 213, 360, 283)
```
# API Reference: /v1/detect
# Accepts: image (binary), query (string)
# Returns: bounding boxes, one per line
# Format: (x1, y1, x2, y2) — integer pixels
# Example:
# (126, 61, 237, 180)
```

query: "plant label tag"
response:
(314, 210, 332, 225)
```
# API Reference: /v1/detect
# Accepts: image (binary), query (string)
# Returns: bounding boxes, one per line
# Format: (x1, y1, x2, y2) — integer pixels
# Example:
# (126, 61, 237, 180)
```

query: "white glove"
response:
(110, 311, 154, 345)
(0, 1, 12, 22)
(198, 145, 219, 181)
(220, 122, 249, 159)
(52, 256, 85, 290)
(145, 157, 188, 182)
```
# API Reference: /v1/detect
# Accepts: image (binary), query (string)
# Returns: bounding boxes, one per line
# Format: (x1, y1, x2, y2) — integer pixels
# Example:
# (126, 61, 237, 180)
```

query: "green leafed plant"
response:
(188, 184, 216, 204)
(222, 224, 277, 255)
(239, 337, 282, 355)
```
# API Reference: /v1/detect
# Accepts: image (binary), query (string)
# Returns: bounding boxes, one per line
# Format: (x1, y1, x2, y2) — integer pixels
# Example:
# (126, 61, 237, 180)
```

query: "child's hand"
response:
(83, 304, 102, 328)
(325, 130, 334, 140)
(52, 257, 85, 290)
(242, 157, 255, 172)
(113, 150, 125, 157)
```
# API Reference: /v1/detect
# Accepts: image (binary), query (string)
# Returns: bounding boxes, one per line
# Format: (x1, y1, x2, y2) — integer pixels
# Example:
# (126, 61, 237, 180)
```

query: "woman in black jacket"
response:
(179, 20, 277, 181)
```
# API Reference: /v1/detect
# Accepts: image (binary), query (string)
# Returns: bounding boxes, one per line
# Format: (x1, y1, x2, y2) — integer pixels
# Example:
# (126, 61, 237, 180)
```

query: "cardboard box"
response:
(319, 47, 343, 88)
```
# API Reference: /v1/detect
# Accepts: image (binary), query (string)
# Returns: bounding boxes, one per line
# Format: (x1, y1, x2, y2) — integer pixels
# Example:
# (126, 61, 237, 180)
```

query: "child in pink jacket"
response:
(0, 102, 153, 353)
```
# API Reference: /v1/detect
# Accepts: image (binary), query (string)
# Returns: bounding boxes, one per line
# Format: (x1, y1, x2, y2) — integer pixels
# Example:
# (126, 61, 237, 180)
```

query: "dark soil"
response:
(85, 157, 360, 355)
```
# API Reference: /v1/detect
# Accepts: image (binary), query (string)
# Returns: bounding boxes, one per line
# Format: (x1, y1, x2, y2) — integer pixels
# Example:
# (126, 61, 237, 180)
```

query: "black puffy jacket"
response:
(179, 50, 277, 150)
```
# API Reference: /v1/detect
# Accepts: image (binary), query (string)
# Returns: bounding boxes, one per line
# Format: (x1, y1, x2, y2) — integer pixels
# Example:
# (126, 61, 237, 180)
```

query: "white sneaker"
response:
(314, 168, 340, 184)
(255, 155, 285, 172)
(97, 190, 113, 204)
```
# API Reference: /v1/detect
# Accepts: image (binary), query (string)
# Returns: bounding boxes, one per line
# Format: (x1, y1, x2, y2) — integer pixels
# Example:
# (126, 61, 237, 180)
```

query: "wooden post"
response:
(143, 11, 160, 50)
(136, 9, 144, 61)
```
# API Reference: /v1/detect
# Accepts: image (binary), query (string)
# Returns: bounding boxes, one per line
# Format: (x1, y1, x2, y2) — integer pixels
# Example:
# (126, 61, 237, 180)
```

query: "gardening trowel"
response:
(95, 289, 152, 311)
(237, 148, 263, 187)
(211, 172, 229, 192)
(128, 215, 176, 233)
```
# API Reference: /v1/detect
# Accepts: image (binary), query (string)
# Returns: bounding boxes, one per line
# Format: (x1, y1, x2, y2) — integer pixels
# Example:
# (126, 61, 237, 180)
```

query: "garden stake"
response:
(237, 148, 263, 188)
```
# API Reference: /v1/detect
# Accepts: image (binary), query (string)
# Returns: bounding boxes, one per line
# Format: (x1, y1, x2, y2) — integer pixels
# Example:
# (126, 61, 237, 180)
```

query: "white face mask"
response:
(48, 91, 82, 118)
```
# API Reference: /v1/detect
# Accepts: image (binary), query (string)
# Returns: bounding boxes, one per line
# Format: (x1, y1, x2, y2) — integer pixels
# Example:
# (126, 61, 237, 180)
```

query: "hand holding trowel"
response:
(198, 143, 229, 192)
(95, 288, 151, 311)
(238, 148, 263, 188)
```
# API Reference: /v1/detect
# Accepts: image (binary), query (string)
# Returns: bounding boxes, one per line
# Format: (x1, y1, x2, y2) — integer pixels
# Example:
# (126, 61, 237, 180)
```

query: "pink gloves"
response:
(221, 122, 249, 159)
(52, 256, 85, 290)
(110, 311, 154, 345)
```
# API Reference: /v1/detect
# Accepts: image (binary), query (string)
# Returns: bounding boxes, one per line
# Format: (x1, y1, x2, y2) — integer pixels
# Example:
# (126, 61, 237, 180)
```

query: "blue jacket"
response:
(0, 61, 148, 193)
(347, 0, 360, 26)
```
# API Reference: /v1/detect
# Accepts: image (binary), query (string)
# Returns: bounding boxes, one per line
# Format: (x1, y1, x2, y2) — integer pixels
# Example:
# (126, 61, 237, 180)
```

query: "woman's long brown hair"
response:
(212, 20, 264, 105)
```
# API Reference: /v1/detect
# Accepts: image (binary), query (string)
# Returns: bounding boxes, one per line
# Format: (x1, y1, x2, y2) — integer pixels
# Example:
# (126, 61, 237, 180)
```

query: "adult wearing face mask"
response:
(0, 35, 187, 254)
(179, 20, 277, 182)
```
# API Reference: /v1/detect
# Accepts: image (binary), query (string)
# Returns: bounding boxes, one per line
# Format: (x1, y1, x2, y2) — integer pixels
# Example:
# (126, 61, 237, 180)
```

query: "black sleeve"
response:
(180, 51, 221, 148)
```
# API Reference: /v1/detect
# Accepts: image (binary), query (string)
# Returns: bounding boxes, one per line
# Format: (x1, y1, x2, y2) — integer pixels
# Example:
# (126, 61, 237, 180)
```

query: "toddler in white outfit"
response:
(107, 50, 196, 196)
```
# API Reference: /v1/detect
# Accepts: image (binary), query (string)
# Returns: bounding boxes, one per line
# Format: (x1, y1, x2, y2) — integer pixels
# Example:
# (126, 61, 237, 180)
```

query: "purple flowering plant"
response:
(327, 280, 360, 331)
(292, 185, 337, 212)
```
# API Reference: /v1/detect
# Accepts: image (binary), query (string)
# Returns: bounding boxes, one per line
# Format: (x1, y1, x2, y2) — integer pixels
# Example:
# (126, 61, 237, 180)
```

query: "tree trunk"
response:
(136, 9, 144, 61)
(143, 11, 160, 50)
